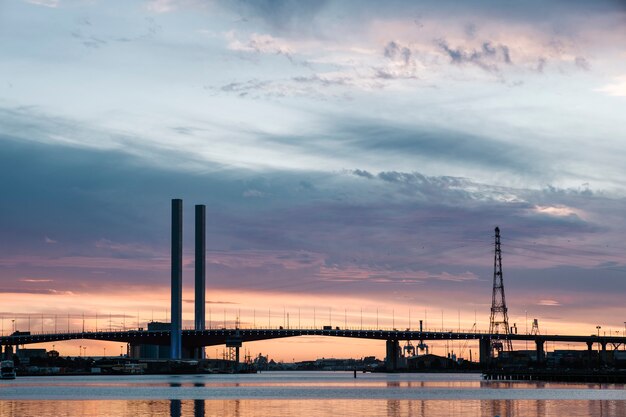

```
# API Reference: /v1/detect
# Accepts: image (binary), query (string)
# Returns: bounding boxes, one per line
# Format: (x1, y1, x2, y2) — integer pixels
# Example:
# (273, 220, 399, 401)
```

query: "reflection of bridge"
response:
(2, 328, 624, 368)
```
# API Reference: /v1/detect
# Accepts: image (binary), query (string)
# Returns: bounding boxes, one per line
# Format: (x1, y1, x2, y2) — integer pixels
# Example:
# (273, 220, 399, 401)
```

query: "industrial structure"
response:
(488, 226, 513, 356)
(170, 198, 183, 360)
(195, 204, 206, 359)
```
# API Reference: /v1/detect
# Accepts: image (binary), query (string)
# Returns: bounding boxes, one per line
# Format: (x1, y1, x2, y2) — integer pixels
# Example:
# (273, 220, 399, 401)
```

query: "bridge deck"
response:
(2, 328, 624, 348)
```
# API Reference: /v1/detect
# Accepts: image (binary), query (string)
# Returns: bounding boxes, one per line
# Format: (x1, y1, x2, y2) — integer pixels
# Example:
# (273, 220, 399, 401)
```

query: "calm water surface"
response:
(1, 371, 626, 416)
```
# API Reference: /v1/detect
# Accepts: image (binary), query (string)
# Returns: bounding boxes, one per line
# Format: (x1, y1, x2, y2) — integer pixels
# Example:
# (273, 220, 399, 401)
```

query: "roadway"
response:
(2, 328, 625, 349)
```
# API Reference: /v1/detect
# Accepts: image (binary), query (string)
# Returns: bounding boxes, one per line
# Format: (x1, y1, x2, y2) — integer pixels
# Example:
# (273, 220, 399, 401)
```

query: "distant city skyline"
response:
(1, 0, 625, 360)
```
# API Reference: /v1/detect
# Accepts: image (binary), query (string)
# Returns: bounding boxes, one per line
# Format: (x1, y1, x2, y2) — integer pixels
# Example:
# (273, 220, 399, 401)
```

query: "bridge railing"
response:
(1, 325, 494, 336)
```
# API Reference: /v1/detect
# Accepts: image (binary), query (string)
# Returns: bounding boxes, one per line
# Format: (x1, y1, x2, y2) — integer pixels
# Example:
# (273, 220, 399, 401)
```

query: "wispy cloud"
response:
(19, 278, 54, 283)
(538, 299, 561, 307)
(595, 75, 626, 97)
(24, 0, 59, 8)
(0, 288, 73, 295)
(146, 0, 177, 13)
(437, 39, 512, 73)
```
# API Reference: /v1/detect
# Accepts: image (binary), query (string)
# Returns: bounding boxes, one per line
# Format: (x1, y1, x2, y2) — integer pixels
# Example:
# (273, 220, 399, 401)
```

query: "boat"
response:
(1, 360, 16, 379)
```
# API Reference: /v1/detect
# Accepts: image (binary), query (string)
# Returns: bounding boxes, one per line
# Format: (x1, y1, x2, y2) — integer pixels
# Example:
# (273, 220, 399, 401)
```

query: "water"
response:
(1, 372, 626, 416)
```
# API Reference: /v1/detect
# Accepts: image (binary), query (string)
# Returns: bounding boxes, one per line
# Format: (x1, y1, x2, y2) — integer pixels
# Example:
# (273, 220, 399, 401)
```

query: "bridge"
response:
(2, 199, 621, 370)
(3, 327, 624, 369)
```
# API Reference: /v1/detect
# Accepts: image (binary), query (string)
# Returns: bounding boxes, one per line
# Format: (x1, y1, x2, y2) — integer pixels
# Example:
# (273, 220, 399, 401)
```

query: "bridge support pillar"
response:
(193, 347, 205, 360)
(479, 339, 491, 365)
(385, 340, 400, 371)
(587, 341, 594, 363)
(535, 340, 545, 363)
(226, 333, 242, 372)
(3, 345, 13, 360)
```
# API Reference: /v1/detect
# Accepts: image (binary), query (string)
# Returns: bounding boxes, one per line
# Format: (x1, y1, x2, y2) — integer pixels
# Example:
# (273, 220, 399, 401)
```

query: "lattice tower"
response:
(489, 226, 513, 354)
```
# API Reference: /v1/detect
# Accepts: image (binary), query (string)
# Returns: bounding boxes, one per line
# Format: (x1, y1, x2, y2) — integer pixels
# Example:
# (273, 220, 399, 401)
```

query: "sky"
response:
(1, 0, 625, 360)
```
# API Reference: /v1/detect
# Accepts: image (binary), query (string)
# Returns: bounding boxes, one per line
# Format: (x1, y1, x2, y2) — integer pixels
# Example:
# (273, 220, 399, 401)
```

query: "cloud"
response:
(0, 288, 74, 295)
(352, 169, 374, 179)
(183, 299, 239, 304)
(146, 0, 177, 13)
(225, 31, 302, 64)
(243, 189, 266, 198)
(574, 56, 591, 71)
(535, 57, 547, 73)
(70, 30, 107, 49)
(24, 0, 59, 7)
(93, 239, 159, 258)
(44, 236, 58, 244)
(230, 0, 329, 32)
(19, 278, 54, 283)
(314, 119, 544, 176)
(0, 134, 625, 318)
(291, 74, 350, 87)
(537, 299, 561, 306)
(384, 41, 412, 66)
(210, 75, 358, 99)
(532, 205, 581, 218)
(437, 39, 512, 72)
(595, 75, 626, 97)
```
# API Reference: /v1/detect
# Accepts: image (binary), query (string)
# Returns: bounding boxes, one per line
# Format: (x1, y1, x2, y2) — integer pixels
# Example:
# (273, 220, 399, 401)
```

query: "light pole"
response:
(596, 325, 601, 352)
(79, 345, 82, 357)
(525, 310, 528, 351)
(12, 319, 15, 333)
(120, 345, 124, 357)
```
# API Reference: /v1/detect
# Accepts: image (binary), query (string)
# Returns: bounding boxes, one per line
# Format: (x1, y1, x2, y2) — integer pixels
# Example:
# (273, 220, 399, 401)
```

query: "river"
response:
(1, 371, 626, 416)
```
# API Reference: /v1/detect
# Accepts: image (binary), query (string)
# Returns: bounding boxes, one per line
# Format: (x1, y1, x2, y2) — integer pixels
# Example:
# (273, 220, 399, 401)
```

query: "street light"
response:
(596, 326, 601, 352)
(120, 345, 124, 356)
(525, 310, 528, 351)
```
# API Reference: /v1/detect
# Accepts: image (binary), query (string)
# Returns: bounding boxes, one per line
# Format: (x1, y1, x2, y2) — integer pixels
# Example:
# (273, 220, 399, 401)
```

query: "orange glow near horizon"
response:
(3, 286, 623, 361)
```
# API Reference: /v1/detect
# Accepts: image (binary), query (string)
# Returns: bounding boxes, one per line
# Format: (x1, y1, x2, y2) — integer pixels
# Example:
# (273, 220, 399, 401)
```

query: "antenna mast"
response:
(489, 226, 512, 355)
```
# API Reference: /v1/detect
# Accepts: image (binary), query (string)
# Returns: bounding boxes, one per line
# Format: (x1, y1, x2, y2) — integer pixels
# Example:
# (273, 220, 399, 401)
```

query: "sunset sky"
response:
(1, 0, 625, 360)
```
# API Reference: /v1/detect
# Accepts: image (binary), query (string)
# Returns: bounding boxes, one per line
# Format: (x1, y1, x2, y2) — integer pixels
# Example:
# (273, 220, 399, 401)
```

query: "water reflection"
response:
(3, 399, 626, 417)
(482, 399, 514, 417)
(193, 399, 205, 417)
(167, 399, 209, 417)
(169, 399, 181, 417)
(4, 372, 626, 417)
